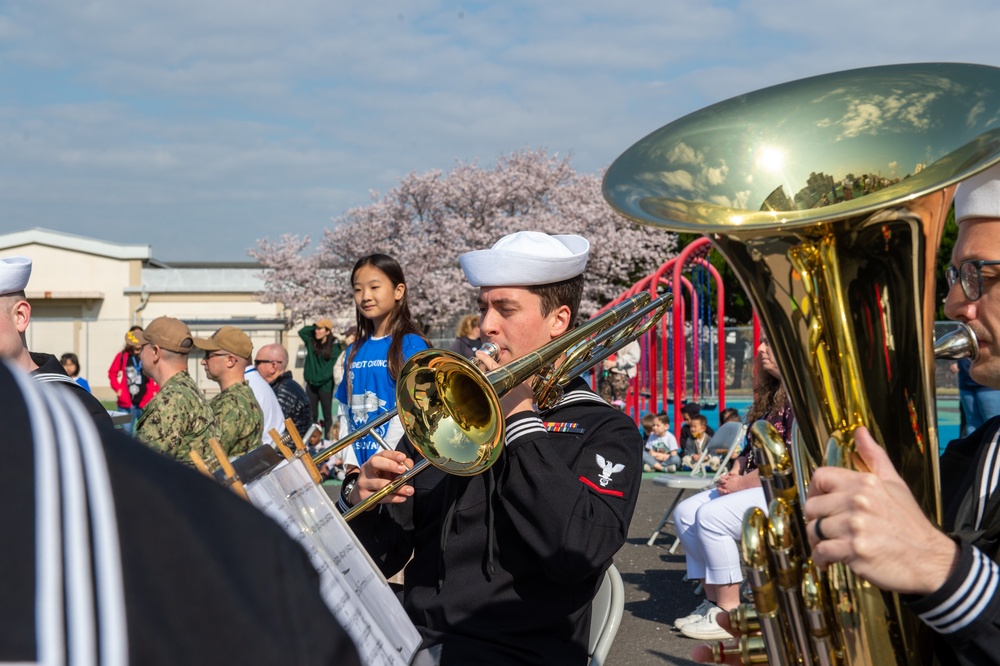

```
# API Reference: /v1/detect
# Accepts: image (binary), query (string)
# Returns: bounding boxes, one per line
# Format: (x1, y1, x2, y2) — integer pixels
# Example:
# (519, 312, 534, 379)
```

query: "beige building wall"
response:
(0, 228, 300, 403)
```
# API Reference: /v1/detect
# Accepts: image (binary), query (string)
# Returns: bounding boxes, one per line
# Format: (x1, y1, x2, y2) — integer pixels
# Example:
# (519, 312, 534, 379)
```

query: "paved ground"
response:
(604, 474, 704, 666)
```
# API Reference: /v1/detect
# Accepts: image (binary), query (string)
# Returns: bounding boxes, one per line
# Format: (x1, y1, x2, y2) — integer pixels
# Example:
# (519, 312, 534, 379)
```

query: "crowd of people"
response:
(4, 162, 1000, 665)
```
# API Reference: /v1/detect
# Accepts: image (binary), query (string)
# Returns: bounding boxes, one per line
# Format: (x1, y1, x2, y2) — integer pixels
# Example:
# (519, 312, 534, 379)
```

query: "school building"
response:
(0, 227, 315, 402)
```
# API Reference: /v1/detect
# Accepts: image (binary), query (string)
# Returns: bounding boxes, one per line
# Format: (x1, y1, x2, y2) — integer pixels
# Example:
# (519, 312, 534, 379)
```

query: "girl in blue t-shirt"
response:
(335, 253, 430, 467)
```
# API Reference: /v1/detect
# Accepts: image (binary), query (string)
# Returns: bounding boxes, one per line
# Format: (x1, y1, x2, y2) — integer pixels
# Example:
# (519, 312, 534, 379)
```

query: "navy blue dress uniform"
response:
(0, 359, 359, 665)
(340, 231, 644, 665)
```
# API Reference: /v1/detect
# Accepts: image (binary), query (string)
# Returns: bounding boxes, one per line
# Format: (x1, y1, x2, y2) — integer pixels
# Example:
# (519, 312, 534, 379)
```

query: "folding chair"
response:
(588, 564, 625, 666)
(645, 425, 746, 549)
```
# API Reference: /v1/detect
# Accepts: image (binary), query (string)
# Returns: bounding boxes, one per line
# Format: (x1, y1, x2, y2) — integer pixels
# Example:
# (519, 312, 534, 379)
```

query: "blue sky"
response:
(1, 0, 998, 261)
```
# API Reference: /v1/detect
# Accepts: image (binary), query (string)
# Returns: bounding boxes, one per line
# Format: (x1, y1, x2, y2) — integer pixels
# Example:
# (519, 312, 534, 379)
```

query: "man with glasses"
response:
(193, 326, 263, 459)
(799, 163, 1000, 665)
(134, 316, 219, 463)
(256, 343, 312, 439)
(242, 342, 286, 445)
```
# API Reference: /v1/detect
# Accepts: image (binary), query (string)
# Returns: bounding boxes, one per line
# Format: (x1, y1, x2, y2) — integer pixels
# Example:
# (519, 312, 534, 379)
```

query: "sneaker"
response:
(664, 464, 677, 473)
(643, 464, 653, 472)
(673, 599, 713, 630)
(680, 606, 733, 640)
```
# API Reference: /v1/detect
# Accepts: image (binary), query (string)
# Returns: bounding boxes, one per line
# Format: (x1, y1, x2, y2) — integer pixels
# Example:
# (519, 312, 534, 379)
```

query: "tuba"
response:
(604, 63, 1000, 664)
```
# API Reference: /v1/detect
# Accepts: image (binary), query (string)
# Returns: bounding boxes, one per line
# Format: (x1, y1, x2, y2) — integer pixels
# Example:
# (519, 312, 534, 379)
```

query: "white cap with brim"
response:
(956, 162, 1000, 224)
(460, 231, 590, 287)
(0, 256, 32, 296)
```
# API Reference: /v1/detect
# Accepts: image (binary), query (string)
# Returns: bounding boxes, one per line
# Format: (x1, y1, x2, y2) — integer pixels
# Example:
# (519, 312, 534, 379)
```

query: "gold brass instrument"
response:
(604, 63, 1000, 665)
(338, 291, 672, 521)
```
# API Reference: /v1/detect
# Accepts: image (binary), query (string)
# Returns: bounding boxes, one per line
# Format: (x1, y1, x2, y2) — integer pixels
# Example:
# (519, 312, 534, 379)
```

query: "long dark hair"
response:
(744, 345, 788, 424)
(347, 254, 427, 380)
(312, 329, 335, 361)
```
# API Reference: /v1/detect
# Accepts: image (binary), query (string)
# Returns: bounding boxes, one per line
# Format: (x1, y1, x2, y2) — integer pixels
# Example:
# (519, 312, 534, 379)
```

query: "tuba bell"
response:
(604, 63, 1000, 664)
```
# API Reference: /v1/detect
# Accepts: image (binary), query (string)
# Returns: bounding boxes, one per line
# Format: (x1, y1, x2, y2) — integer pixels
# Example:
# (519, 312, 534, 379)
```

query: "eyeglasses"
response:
(254, 359, 279, 366)
(203, 352, 229, 361)
(945, 259, 1000, 301)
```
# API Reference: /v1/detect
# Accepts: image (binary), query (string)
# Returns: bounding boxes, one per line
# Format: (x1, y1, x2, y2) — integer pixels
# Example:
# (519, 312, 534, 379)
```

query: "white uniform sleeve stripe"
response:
(976, 428, 1000, 528)
(505, 419, 546, 444)
(932, 553, 1000, 634)
(921, 550, 999, 632)
(11, 366, 65, 666)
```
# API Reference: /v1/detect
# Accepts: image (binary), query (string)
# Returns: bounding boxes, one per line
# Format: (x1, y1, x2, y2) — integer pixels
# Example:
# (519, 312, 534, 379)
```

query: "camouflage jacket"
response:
(211, 381, 263, 459)
(135, 370, 219, 465)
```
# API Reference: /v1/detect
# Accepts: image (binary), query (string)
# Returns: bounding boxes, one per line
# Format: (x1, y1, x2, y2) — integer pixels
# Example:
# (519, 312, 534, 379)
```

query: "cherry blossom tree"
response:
(253, 149, 678, 328)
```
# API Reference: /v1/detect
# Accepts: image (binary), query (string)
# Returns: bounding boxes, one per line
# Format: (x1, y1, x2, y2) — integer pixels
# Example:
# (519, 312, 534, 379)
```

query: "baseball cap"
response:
(192, 325, 253, 361)
(133, 317, 194, 354)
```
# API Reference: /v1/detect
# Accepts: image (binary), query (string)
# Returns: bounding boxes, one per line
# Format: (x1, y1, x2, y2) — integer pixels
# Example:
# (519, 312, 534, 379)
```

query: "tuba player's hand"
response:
(351, 450, 415, 506)
(804, 426, 959, 595)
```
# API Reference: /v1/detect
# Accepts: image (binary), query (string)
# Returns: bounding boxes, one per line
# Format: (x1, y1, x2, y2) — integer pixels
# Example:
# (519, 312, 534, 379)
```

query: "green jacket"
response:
(297, 325, 341, 392)
(135, 370, 219, 465)
(210, 381, 263, 459)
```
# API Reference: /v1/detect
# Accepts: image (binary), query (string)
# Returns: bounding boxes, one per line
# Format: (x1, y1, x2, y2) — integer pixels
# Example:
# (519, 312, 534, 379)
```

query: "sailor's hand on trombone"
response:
(348, 451, 416, 507)
(474, 345, 535, 418)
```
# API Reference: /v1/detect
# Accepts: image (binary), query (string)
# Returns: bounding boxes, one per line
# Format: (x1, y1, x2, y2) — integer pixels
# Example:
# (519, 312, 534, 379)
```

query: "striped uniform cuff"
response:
(505, 412, 547, 452)
(913, 538, 1000, 635)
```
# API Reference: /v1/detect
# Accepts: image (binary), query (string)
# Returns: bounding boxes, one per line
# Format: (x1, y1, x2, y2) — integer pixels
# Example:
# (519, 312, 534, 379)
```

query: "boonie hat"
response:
(193, 325, 253, 361)
(0, 256, 32, 296)
(460, 231, 589, 287)
(134, 317, 194, 354)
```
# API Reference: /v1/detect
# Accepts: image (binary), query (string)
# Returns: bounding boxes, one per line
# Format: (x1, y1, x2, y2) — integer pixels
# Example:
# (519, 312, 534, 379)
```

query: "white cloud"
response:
(2, 0, 1000, 259)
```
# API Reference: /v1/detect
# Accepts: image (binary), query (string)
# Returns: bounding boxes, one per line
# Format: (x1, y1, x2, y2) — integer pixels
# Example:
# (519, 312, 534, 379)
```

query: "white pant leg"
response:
(673, 487, 719, 580)
(697, 486, 767, 585)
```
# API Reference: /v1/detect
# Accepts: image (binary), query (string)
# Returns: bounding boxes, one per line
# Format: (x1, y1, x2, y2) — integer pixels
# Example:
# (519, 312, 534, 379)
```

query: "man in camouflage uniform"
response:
(194, 326, 263, 458)
(134, 317, 218, 463)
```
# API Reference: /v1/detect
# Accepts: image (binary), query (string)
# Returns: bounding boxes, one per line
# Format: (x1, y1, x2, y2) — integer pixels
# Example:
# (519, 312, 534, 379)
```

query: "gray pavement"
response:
(605, 475, 706, 665)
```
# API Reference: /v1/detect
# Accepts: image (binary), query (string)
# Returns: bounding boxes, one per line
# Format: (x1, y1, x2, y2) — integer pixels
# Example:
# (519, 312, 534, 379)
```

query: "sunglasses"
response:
(946, 259, 1000, 302)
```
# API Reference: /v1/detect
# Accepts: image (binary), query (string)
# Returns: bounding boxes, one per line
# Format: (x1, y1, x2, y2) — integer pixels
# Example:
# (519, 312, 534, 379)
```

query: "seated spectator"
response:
(307, 426, 346, 481)
(679, 402, 714, 444)
(707, 407, 745, 456)
(682, 414, 719, 472)
(672, 338, 793, 641)
(643, 411, 681, 472)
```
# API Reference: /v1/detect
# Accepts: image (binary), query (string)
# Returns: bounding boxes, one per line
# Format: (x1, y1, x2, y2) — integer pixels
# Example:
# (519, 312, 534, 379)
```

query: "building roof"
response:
(0, 227, 151, 261)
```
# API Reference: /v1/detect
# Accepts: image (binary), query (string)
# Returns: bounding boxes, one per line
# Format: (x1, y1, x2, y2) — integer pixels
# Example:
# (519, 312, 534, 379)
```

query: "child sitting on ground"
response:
(643, 411, 681, 472)
(307, 425, 346, 481)
(682, 414, 720, 473)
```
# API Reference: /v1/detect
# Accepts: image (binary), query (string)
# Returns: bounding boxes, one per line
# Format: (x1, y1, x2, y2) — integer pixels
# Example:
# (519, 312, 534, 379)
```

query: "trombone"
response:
(332, 291, 672, 520)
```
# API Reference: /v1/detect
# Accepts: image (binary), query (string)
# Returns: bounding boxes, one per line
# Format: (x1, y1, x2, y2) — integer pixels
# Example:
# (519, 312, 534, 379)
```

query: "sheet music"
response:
(245, 458, 421, 666)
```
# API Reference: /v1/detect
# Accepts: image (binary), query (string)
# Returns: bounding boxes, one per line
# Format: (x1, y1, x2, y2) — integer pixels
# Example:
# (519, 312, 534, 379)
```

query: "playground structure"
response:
(593, 237, 760, 441)
(592, 238, 967, 442)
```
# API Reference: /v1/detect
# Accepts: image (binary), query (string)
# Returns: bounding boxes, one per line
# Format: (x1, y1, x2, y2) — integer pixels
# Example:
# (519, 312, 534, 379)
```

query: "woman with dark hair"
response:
(108, 326, 159, 433)
(298, 317, 341, 436)
(335, 253, 429, 467)
(671, 337, 793, 641)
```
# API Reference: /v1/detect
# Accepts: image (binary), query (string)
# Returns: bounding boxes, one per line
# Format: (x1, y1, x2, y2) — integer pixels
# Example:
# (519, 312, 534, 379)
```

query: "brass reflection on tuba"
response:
(604, 63, 1000, 664)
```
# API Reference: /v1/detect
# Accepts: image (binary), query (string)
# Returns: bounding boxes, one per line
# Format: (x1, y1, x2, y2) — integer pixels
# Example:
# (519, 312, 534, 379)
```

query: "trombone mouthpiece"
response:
(479, 341, 501, 360)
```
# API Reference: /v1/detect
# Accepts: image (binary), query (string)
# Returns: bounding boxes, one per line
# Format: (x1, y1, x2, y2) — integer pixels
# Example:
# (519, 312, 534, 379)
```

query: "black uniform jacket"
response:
(0, 361, 359, 666)
(907, 416, 1000, 665)
(349, 377, 643, 665)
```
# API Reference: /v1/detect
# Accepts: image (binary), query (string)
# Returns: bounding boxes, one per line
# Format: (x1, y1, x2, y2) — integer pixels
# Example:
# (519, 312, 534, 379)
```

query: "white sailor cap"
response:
(0, 256, 32, 296)
(956, 162, 1000, 224)
(460, 231, 590, 287)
